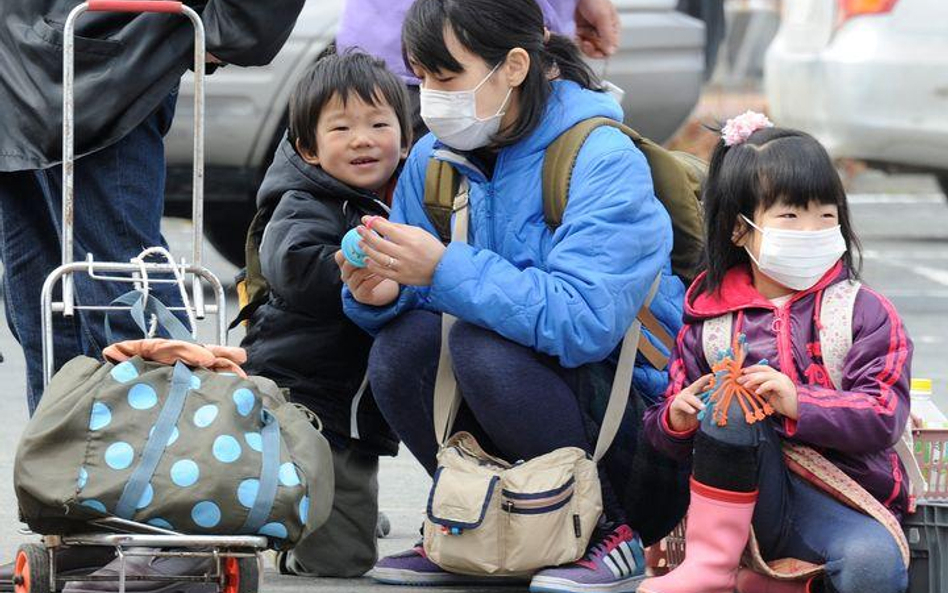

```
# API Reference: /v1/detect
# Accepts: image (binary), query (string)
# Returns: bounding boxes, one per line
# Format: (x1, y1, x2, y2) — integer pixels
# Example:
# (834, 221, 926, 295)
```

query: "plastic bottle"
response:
(911, 378, 948, 429)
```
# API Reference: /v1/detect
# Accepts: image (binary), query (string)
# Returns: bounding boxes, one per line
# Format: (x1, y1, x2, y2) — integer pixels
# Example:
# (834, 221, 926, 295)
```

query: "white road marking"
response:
(848, 193, 944, 205)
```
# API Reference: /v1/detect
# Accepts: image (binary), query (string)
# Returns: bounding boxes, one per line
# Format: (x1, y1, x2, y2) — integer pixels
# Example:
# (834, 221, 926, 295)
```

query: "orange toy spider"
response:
(698, 333, 776, 426)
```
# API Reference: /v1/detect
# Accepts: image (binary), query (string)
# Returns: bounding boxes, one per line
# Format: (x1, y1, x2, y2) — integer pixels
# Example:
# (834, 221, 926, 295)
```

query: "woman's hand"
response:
(334, 250, 400, 306)
(356, 216, 446, 286)
(739, 365, 799, 419)
(668, 374, 713, 433)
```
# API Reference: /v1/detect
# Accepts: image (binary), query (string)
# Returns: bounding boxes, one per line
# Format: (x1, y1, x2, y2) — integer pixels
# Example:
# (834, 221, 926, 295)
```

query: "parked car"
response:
(165, 0, 707, 265)
(765, 0, 948, 197)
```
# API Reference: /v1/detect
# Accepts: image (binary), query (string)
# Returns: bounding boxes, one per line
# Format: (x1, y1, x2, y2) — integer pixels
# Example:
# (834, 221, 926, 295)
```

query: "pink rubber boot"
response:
(736, 568, 814, 593)
(637, 477, 757, 593)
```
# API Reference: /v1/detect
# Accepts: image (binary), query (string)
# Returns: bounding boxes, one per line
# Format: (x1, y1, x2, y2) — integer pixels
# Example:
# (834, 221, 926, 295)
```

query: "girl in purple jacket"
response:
(638, 113, 911, 593)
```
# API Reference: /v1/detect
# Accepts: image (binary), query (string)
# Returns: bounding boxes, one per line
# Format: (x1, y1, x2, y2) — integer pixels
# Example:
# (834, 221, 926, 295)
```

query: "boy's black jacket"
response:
(242, 137, 397, 456)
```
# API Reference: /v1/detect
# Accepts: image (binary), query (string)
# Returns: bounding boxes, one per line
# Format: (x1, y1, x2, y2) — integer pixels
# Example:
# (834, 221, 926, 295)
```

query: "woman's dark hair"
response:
(402, 0, 601, 147)
(697, 126, 862, 296)
(288, 50, 412, 156)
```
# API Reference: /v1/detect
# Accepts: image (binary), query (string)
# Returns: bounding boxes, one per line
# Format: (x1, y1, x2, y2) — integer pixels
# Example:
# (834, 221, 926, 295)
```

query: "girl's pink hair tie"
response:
(721, 110, 774, 147)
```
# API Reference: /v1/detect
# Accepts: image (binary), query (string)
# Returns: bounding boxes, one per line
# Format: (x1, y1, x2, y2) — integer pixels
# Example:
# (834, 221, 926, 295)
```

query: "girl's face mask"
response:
(741, 215, 846, 291)
(419, 61, 513, 151)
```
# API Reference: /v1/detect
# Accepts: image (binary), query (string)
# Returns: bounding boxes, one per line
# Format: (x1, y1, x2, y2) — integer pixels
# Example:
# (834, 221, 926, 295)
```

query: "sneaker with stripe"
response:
(529, 524, 646, 593)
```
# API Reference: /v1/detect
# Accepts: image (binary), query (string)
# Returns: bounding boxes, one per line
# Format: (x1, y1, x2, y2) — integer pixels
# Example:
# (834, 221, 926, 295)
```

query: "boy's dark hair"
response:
(288, 51, 412, 156)
(697, 126, 862, 296)
(402, 0, 602, 148)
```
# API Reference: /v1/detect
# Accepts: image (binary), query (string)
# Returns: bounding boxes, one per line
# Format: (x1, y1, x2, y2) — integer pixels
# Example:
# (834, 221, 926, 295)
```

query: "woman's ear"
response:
(295, 138, 319, 166)
(503, 47, 530, 88)
(731, 217, 750, 247)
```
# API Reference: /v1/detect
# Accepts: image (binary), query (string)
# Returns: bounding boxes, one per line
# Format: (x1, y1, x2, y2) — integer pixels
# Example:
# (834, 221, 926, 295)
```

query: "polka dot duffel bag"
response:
(13, 354, 334, 548)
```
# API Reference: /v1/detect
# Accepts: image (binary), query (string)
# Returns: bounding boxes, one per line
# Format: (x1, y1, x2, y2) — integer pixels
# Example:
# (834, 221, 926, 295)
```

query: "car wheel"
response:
(204, 205, 256, 268)
(937, 174, 948, 200)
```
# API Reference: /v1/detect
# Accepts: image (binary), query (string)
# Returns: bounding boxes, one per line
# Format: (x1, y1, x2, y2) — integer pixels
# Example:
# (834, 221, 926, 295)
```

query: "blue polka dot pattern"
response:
(191, 501, 221, 528)
(237, 479, 259, 508)
(77, 467, 88, 490)
(212, 435, 241, 463)
(148, 518, 174, 530)
(189, 375, 202, 390)
(128, 383, 158, 410)
(279, 463, 300, 487)
(105, 442, 134, 470)
(193, 405, 219, 428)
(244, 432, 262, 452)
(232, 389, 255, 417)
(110, 361, 139, 383)
(137, 483, 154, 509)
(149, 425, 180, 447)
(81, 500, 107, 513)
(259, 522, 288, 539)
(299, 496, 309, 524)
(170, 460, 200, 487)
(90, 402, 112, 431)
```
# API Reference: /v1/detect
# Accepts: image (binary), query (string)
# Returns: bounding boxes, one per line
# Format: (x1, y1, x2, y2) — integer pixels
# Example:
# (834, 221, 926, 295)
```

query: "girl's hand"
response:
(668, 374, 714, 433)
(740, 365, 799, 419)
(357, 216, 446, 286)
(334, 250, 400, 306)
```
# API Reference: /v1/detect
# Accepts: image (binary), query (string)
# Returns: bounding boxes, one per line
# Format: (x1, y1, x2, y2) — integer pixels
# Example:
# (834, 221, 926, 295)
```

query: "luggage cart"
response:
(13, 2, 266, 593)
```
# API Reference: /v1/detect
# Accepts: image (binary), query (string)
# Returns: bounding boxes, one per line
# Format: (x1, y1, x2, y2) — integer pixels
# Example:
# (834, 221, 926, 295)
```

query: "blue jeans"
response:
(368, 309, 629, 522)
(702, 407, 908, 593)
(0, 91, 181, 413)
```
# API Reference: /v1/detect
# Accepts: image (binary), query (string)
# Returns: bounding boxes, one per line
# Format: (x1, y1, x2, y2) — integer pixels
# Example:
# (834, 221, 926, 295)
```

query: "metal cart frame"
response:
(15, 3, 266, 593)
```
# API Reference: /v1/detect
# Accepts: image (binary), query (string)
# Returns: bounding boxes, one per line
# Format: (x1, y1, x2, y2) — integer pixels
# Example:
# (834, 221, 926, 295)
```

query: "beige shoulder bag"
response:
(422, 178, 663, 576)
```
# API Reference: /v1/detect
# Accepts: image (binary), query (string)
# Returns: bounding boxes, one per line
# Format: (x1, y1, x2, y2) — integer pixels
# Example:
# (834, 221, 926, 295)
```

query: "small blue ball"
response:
(341, 227, 368, 268)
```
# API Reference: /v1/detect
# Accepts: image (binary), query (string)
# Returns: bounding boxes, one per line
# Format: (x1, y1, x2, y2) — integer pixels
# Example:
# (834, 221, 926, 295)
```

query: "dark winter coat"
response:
(0, 0, 304, 171)
(242, 137, 397, 457)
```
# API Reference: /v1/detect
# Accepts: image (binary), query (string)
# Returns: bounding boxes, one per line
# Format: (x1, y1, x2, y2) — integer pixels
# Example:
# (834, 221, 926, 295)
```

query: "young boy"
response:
(240, 51, 411, 577)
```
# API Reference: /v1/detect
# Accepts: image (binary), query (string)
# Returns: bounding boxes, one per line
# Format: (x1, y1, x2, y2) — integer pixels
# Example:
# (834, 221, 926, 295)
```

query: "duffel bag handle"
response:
(104, 290, 195, 344)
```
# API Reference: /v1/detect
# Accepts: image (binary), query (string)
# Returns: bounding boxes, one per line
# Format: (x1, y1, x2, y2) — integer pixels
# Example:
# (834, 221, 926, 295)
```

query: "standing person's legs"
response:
(0, 172, 84, 413)
(281, 447, 380, 577)
(0, 91, 181, 410)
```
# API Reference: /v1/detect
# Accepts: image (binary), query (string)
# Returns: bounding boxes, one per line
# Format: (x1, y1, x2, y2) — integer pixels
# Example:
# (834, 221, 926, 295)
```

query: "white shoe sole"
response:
(370, 567, 528, 587)
(529, 574, 646, 593)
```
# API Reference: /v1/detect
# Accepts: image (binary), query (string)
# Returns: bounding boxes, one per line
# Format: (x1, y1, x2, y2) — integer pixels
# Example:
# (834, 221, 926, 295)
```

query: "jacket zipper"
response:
(772, 304, 801, 383)
(501, 483, 574, 514)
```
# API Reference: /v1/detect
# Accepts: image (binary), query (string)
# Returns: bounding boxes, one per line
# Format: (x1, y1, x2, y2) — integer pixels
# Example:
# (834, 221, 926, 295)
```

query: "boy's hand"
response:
(335, 250, 400, 306)
(668, 374, 713, 433)
(739, 365, 799, 419)
(356, 217, 446, 287)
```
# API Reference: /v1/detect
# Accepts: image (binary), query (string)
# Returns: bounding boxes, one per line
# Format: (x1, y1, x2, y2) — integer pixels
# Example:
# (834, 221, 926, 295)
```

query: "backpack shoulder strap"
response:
(818, 280, 927, 501)
(702, 313, 734, 369)
(423, 158, 458, 244)
(542, 117, 627, 229)
(230, 205, 278, 329)
(818, 280, 861, 389)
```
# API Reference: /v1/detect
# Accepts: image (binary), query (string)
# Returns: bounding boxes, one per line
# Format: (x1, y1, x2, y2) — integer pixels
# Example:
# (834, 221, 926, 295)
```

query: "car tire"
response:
(204, 206, 256, 268)
(937, 174, 948, 200)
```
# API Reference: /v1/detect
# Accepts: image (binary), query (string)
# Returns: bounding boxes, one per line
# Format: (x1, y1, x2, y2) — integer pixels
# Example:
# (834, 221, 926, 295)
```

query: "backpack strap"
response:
(423, 158, 459, 244)
(817, 280, 927, 502)
(230, 205, 277, 329)
(701, 313, 735, 369)
(818, 280, 861, 389)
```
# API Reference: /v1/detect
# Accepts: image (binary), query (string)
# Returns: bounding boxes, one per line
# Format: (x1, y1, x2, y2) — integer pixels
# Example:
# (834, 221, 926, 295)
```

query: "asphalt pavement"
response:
(0, 173, 945, 593)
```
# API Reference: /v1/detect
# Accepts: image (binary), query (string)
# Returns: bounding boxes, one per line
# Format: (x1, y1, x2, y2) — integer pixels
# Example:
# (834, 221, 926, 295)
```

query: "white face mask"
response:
(741, 215, 846, 291)
(419, 62, 513, 151)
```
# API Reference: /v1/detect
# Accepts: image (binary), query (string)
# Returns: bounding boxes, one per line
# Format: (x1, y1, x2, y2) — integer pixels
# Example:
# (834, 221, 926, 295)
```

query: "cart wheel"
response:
(13, 544, 50, 593)
(222, 557, 258, 593)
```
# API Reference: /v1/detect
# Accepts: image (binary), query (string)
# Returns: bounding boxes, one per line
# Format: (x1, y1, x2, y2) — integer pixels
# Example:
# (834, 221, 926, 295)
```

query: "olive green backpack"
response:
(423, 117, 707, 370)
